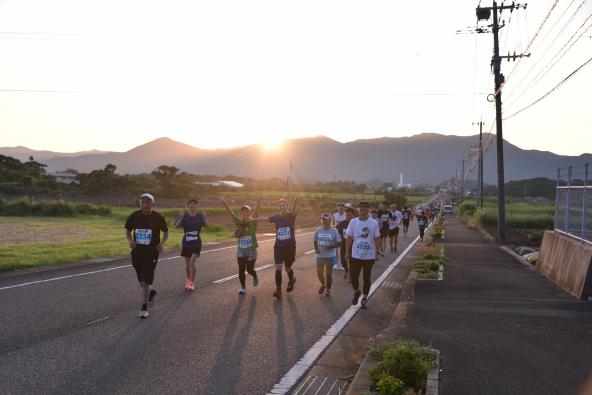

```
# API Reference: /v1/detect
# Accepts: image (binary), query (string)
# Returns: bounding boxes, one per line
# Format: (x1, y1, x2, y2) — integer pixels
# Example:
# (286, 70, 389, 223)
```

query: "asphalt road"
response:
(0, 224, 422, 394)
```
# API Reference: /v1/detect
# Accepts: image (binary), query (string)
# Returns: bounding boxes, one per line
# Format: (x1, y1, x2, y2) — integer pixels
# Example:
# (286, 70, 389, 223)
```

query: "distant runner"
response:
(388, 204, 402, 252)
(345, 201, 381, 309)
(175, 198, 208, 293)
(125, 193, 169, 319)
(332, 202, 347, 270)
(221, 197, 262, 295)
(314, 213, 341, 297)
(377, 202, 392, 256)
(258, 198, 298, 299)
(418, 211, 428, 242)
(401, 206, 411, 238)
(336, 206, 355, 281)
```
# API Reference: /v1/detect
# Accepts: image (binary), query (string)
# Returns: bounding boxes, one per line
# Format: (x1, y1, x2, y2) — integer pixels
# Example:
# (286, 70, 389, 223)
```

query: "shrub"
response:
(429, 261, 440, 272)
(458, 200, 476, 218)
(369, 339, 437, 394)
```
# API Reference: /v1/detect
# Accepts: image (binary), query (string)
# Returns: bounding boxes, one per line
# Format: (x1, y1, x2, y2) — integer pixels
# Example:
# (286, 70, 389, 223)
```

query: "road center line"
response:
(213, 264, 275, 284)
(0, 231, 315, 292)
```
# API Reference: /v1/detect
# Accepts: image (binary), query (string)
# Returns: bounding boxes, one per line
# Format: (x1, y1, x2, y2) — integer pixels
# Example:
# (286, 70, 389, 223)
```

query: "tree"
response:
(383, 190, 408, 208)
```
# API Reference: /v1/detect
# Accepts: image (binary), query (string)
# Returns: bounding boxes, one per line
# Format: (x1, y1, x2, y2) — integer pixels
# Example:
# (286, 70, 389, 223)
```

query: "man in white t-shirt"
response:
(388, 204, 402, 253)
(332, 202, 347, 270)
(345, 201, 381, 309)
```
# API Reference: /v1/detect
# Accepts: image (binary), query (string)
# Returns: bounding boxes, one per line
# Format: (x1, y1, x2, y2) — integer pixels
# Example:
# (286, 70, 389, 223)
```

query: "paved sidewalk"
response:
(400, 218, 592, 395)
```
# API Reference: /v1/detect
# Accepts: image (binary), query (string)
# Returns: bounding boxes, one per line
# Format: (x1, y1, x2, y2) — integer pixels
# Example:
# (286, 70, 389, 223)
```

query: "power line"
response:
(503, 55, 592, 120)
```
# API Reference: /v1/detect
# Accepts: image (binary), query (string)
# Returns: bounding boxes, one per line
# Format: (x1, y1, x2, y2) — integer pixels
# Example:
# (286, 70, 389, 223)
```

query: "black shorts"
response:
(380, 226, 389, 237)
(181, 245, 202, 258)
(402, 219, 410, 227)
(389, 227, 400, 237)
(131, 248, 159, 285)
(274, 244, 296, 265)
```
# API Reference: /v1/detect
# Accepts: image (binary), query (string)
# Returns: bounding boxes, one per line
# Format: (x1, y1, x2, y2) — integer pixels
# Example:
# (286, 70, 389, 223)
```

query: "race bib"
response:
(419, 219, 426, 226)
(277, 227, 292, 241)
(185, 230, 199, 242)
(317, 233, 333, 246)
(381, 214, 389, 222)
(135, 229, 152, 245)
(355, 239, 371, 255)
(239, 236, 253, 249)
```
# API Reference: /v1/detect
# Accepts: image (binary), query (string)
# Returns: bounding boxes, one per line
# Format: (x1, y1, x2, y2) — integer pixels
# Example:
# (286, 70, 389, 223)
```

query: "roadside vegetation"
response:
(368, 339, 438, 395)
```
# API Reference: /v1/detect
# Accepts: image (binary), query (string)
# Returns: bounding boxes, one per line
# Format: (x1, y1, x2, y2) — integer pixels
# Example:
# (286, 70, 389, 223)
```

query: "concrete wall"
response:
(538, 231, 592, 299)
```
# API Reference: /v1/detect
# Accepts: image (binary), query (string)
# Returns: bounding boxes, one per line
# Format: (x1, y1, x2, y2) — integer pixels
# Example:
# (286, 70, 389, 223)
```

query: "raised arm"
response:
(291, 198, 298, 214)
(202, 209, 209, 228)
(175, 209, 184, 228)
(254, 197, 262, 218)
(221, 199, 241, 222)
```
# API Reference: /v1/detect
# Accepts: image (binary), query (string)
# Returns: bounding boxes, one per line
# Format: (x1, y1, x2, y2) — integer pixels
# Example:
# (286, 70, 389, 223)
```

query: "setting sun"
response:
(260, 136, 285, 150)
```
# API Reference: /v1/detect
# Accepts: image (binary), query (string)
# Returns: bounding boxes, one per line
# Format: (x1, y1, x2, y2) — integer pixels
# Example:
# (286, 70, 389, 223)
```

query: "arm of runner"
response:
(158, 231, 169, 253)
(345, 237, 353, 261)
(125, 229, 136, 249)
(254, 196, 262, 218)
(314, 240, 320, 254)
(374, 237, 381, 261)
(291, 198, 298, 215)
(202, 209, 209, 228)
(175, 209, 184, 228)
(221, 199, 241, 222)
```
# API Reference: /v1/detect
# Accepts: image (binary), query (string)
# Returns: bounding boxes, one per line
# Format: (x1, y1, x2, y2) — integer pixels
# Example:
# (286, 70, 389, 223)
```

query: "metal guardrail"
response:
(555, 163, 591, 244)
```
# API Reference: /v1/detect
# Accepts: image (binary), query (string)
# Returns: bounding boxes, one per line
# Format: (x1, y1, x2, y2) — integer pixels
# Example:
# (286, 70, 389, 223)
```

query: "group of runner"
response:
(124, 193, 432, 318)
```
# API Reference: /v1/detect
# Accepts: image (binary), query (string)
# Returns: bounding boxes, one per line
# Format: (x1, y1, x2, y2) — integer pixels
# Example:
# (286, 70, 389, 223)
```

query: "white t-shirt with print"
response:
(389, 210, 402, 230)
(345, 217, 381, 260)
(333, 212, 347, 226)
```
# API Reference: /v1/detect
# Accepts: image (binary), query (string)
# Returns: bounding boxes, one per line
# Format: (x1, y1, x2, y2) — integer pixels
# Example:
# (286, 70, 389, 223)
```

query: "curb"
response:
(499, 245, 536, 271)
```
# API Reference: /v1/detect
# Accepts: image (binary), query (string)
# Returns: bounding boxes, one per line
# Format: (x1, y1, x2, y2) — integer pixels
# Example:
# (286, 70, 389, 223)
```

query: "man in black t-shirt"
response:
(124, 193, 169, 319)
(336, 207, 355, 280)
(377, 202, 392, 257)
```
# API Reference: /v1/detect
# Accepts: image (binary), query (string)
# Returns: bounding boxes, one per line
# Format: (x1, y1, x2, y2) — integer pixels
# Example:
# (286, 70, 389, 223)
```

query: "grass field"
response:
(218, 190, 428, 205)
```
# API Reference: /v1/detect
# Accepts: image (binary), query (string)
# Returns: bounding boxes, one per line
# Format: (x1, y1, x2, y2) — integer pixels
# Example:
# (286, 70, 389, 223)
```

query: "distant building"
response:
(397, 173, 412, 189)
(47, 171, 79, 185)
(193, 180, 244, 188)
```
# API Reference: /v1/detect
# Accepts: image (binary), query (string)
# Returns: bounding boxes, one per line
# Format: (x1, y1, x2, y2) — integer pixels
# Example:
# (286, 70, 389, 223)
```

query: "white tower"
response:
(399, 173, 403, 187)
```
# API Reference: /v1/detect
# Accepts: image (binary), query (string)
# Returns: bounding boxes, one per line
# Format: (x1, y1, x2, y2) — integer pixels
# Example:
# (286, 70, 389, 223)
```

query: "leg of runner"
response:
(325, 257, 334, 296)
(246, 259, 258, 287)
(316, 258, 327, 294)
(360, 260, 374, 309)
(238, 257, 248, 294)
(274, 264, 283, 298)
(183, 257, 191, 290)
(340, 241, 349, 280)
(350, 258, 363, 305)
(188, 253, 197, 291)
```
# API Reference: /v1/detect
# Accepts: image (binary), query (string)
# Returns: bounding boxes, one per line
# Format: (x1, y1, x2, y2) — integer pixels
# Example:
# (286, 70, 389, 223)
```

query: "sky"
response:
(0, 0, 590, 155)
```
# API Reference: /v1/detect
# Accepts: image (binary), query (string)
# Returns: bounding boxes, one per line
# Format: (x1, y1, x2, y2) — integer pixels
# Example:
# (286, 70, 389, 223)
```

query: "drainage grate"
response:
(292, 375, 348, 395)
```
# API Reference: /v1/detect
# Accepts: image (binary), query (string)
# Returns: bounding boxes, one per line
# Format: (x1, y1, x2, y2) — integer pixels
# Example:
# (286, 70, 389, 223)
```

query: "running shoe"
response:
(318, 285, 326, 294)
(149, 289, 157, 303)
(273, 289, 282, 299)
(361, 298, 368, 309)
(253, 275, 259, 287)
(184, 279, 190, 290)
(139, 309, 149, 319)
(325, 288, 331, 297)
(352, 290, 361, 305)
(287, 277, 296, 292)
(239, 287, 247, 295)
(187, 281, 195, 292)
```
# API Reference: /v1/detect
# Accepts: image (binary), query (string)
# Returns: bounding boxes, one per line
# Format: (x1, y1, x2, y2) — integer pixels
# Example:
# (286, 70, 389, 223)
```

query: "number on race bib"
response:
(135, 229, 152, 245)
(277, 227, 292, 241)
(239, 236, 253, 249)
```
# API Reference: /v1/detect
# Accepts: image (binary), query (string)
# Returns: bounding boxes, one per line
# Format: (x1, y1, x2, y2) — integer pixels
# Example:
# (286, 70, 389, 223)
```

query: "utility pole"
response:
(473, 120, 484, 208)
(476, 1, 528, 243)
(460, 159, 466, 199)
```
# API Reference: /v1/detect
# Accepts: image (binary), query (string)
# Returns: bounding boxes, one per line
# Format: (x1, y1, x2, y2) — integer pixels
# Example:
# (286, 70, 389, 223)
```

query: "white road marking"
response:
(268, 225, 431, 395)
(304, 250, 316, 255)
(213, 264, 275, 284)
(0, 231, 315, 292)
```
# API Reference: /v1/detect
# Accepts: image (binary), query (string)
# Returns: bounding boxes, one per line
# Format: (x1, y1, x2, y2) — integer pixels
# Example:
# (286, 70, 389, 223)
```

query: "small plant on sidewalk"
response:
(368, 339, 437, 395)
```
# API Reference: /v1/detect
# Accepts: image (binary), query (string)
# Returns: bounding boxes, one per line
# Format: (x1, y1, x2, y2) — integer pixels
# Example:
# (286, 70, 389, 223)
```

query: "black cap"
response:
(358, 201, 370, 208)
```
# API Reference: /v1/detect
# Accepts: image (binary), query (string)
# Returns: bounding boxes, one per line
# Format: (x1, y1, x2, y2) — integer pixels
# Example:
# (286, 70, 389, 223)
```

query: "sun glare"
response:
(260, 137, 285, 150)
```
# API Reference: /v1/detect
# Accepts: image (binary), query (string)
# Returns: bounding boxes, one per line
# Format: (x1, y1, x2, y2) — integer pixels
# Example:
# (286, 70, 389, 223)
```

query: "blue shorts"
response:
(316, 256, 337, 267)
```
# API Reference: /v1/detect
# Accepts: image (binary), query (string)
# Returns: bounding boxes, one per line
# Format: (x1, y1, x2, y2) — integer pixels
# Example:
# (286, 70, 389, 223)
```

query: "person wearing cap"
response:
(345, 201, 381, 309)
(125, 193, 169, 319)
(257, 198, 298, 299)
(377, 202, 392, 257)
(401, 205, 412, 238)
(175, 198, 208, 292)
(314, 213, 341, 297)
(331, 202, 347, 271)
(221, 197, 262, 295)
(336, 206, 355, 281)
(388, 204, 402, 252)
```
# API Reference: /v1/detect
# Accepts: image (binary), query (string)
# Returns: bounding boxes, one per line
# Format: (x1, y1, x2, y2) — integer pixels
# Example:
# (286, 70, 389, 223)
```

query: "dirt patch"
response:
(0, 224, 96, 245)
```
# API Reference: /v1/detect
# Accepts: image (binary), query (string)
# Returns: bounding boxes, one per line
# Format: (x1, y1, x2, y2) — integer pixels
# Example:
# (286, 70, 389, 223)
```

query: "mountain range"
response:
(1, 134, 590, 185)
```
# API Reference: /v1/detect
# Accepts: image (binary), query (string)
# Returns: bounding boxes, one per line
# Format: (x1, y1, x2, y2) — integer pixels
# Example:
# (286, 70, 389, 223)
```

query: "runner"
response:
(424, 207, 432, 223)
(125, 193, 169, 319)
(221, 197, 262, 294)
(345, 201, 381, 309)
(377, 202, 391, 256)
(175, 198, 208, 292)
(332, 202, 347, 270)
(418, 210, 428, 242)
(314, 213, 341, 297)
(401, 206, 412, 238)
(388, 204, 402, 252)
(258, 198, 298, 299)
(336, 206, 355, 280)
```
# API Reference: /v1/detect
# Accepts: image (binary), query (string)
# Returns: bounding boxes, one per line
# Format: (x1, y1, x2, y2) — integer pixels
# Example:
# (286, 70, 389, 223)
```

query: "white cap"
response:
(345, 202, 353, 208)
(140, 193, 155, 203)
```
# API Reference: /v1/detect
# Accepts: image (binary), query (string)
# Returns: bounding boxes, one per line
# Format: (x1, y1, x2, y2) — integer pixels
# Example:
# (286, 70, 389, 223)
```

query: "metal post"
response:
(479, 122, 484, 208)
(583, 163, 589, 239)
(555, 168, 560, 231)
(566, 166, 572, 233)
